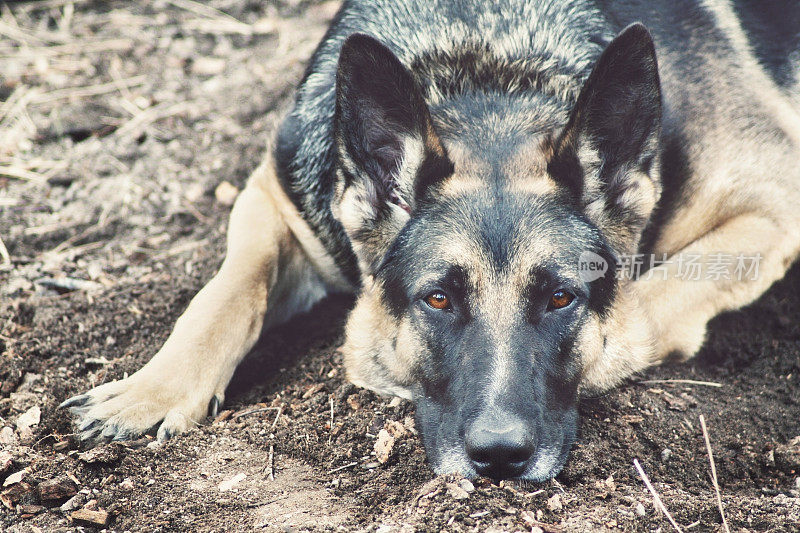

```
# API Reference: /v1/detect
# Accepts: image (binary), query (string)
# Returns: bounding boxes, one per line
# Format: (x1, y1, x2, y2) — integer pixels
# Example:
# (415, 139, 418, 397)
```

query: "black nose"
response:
(465, 419, 535, 479)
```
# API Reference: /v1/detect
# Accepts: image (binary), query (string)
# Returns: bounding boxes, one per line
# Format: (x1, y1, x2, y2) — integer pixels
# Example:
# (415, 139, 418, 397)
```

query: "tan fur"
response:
(69, 151, 339, 441)
(580, 287, 658, 391)
(503, 137, 561, 196)
(342, 279, 417, 399)
(637, 214, 800, 360)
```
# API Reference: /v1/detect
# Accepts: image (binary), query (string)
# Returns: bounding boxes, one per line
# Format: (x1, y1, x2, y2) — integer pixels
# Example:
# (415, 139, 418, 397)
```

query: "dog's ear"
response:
(549, 23, 662, 255)
(333, 33, 452, 273)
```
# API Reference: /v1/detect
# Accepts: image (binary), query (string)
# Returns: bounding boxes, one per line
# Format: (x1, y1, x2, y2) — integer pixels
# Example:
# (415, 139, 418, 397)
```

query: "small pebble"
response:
(215, 181, 239, 206)
(15, 406, 41, 431)
(0, 451, 12, 473)
(71, 508, 109, 527)
(36, 477, 77, 501)
(218, 473, 246, 492)
(60, 494, 85, 512)
(18, 426, 35, 446)
(0, 427, 17, 445)
(346, 394, 361, 411)
(373, 429, 395, 464)
(458, 478, 475, 493)
(661, 448, 672, 462)
(3, 469, 27, 487)
(636, 502, 646, 516)
(774, 436, 800, 473)
(384, 420, 407, 438)
(192, 56, 226, 76)
(547, 493, 562, 511)
(446, 482, 470, 500)
(387, 397, 403, 408)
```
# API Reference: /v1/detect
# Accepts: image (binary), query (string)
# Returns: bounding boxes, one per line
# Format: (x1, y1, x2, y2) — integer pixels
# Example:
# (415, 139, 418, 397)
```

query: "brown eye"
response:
(549, 290, 575, 310)
(425, 291, 451, 310)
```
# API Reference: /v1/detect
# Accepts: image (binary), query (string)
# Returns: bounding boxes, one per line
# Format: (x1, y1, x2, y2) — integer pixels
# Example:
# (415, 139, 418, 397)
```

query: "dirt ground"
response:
(1, 1, 799, 531)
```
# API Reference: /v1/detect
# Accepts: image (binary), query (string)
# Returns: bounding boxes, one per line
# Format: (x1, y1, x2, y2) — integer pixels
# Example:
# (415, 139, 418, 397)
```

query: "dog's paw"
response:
(60, 376, 223, 445)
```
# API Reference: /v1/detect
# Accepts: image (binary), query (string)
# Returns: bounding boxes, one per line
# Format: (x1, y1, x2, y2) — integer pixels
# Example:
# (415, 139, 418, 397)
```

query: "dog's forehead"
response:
(411, 191, 591, 292)
(437, 134, 560, 198)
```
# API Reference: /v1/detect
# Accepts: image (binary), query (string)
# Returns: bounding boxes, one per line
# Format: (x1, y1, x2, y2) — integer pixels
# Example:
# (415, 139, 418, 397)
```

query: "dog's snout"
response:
(465, 419, 535, 479)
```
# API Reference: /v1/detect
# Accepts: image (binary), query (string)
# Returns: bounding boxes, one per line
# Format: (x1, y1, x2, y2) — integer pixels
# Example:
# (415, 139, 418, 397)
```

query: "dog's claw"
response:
(112, 429, 135, 441)
(79, 421, 103, 442)
(78, 417, 101, 433)
(59, 394, 91, 409)
(208, 396, 221, 418)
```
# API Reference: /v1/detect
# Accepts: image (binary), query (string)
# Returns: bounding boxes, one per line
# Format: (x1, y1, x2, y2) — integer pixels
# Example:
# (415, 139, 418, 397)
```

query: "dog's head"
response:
(332, 25, 661, 480)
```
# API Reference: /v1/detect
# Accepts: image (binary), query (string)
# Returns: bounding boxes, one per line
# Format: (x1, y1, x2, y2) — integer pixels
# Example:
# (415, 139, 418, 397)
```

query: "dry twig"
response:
(267, 444, 275, 481)
(0, 234, 11, 267)
(639, 379, 722, 388)
(0, 38, 134, 58)
(328, 396, 334, 443)
(0, 86, 36, 125)
(31, 76, 146, 105)
(271, 404, 283, 430)
(699, 415, 731, 533)
(232, 406, 280, 419)
(114, 101, 195, 139)
(0, 165, 47, 183)
(633, 458, 684, 533)
(13, 0, 91, 11)
(0, 19, 47, 46)
(327, 462, 358, 474)
(165, 0, 244, 23)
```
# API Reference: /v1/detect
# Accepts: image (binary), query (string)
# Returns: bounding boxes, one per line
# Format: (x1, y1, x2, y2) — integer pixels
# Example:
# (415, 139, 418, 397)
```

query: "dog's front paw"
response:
(60, 372, 222, 445)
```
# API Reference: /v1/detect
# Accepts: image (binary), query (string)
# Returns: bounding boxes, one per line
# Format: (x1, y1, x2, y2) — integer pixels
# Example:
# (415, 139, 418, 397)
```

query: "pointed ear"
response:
(549, 23, 662, 255)
(333, 33, 452, 273)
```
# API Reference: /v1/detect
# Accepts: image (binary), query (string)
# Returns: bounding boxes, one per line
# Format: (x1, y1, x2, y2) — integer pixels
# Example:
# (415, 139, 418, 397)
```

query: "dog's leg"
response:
(61, 157, 333, 442)
(584, 213, 800, 391)
(634, 214, 799, 361)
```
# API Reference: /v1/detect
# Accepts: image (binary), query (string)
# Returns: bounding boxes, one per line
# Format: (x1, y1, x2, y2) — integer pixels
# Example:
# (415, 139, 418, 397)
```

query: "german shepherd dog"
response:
(62, 0, 800, 481)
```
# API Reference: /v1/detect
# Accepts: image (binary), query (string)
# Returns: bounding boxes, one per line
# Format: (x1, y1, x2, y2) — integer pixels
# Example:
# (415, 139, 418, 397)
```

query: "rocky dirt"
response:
(1, 1, 799, 531)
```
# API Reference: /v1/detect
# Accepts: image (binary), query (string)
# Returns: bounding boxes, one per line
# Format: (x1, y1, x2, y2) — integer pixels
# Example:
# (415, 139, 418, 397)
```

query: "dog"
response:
(62, 0, 800, 481)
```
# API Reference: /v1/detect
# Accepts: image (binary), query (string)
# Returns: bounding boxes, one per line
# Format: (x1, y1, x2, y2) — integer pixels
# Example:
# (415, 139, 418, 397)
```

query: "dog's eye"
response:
(548, 290, 575, 310)
(424, 291, 451, 310)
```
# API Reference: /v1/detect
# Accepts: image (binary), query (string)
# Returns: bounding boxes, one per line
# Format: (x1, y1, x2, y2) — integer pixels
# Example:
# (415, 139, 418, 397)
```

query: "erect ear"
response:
(333, 33, 453, 274)
(549, 23, 662, 255)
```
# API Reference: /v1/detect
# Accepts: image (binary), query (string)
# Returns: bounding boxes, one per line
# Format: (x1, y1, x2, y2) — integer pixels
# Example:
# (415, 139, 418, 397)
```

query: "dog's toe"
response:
(156, 409, 194, 442)
(101, 423, 119, 440)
